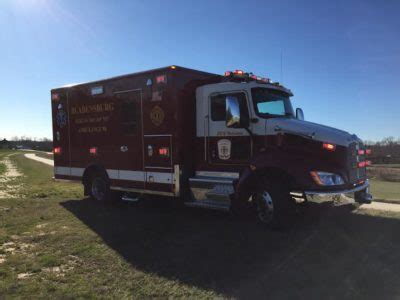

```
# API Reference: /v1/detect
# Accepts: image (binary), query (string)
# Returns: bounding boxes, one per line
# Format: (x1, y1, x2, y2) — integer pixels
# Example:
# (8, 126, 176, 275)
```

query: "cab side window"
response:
(210, 92, 249, 124)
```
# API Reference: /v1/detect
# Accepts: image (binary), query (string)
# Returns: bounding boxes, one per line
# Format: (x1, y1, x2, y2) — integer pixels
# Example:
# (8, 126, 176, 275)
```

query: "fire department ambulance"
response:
(51, 66, 372, 227)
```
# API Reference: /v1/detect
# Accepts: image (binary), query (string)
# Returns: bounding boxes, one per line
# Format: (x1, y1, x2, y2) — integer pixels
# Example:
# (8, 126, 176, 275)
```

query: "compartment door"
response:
(143, 135, 174, 190)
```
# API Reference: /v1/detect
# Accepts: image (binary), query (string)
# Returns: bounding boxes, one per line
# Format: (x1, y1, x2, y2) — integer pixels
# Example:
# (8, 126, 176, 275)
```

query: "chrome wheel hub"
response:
(257, 191, 274, 223)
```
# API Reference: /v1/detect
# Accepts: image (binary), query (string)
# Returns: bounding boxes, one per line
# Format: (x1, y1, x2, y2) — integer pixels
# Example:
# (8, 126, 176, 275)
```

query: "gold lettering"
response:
(71, 102, 115, 115)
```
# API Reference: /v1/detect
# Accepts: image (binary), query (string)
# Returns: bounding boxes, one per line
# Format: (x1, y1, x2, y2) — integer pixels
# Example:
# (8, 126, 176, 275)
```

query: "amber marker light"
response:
(322, 143, 336, 151)
(310, 171, 323, 185)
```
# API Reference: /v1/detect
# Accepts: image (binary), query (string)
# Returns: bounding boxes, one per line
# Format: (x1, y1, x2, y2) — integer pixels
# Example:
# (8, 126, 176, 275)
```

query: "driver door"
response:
(207, 91, 252, 166)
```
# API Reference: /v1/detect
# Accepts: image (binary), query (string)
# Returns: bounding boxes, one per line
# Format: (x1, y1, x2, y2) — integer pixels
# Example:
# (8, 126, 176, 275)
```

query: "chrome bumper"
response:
(304, 180, 371, 203)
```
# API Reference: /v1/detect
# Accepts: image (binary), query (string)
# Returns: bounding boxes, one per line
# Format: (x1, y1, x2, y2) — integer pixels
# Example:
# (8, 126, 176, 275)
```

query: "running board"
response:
(184, 201, 230, 212)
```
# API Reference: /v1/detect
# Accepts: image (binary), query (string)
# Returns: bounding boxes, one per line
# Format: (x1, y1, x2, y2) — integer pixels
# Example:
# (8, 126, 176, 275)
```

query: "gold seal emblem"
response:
(150, 105, 165, 126)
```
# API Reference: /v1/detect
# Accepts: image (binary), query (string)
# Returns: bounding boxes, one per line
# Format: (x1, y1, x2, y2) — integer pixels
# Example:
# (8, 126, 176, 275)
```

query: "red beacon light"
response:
(224, 71, 232, 76)
(51, 93, 60, 101)
(365, 149, 372, 155)
(234, 70, 244, 75)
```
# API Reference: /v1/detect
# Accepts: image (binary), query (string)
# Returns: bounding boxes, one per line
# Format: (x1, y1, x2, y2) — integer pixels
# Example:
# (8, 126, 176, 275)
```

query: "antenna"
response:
(280, 50, 283, 83)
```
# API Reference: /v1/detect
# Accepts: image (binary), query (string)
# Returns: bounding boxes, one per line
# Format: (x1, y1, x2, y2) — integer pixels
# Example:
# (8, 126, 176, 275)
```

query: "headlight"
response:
(310, 171, 345, 186)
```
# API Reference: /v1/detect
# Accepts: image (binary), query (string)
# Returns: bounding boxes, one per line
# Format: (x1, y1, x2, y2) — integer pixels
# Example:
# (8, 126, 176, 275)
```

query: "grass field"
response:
(370, 180, 400, 202)
(368, 164, 400, 202)
(2, 150, 400, 298)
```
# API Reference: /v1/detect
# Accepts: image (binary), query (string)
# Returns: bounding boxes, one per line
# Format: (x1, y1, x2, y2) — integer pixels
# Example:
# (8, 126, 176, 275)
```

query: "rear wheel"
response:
(89, 174, 110, 202)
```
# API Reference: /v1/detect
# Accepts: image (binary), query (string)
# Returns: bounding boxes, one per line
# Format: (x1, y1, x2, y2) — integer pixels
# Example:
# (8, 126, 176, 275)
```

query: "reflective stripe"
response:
(55, 166, 84, 176)
(54, 166, 174, 184)
(195, 171, 239, 179)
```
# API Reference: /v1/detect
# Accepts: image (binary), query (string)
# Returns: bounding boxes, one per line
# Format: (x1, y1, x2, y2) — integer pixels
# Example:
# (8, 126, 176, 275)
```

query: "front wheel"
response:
(255, 191, 275, 224)
(253, 180, 292, 229)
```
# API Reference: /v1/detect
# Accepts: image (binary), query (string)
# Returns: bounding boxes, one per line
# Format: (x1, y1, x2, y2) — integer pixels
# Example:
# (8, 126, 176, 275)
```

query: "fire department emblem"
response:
(150, 105, 165, 126)
(56, 109, 67, 128)
(217, 139, 231, 160)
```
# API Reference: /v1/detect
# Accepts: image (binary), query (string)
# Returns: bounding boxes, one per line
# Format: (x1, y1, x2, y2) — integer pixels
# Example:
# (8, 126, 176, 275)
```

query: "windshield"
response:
(251, 87, 294, 118)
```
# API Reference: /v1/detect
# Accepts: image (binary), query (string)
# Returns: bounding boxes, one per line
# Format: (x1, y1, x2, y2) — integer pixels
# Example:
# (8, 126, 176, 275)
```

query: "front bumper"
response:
(304, 180, 372, 204)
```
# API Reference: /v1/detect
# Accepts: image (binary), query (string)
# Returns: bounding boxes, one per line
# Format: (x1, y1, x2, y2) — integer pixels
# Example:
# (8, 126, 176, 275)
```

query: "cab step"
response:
(184, 200, 230, 212)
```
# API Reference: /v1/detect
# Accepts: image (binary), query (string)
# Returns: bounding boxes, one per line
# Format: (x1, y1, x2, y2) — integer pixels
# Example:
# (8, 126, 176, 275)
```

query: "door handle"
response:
(120, 145, 128, 152)
(274, 125, 282, 132)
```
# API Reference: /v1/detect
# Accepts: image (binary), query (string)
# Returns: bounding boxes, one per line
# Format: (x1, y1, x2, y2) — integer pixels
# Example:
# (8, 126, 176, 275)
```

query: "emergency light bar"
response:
(224, 70, 270, 83)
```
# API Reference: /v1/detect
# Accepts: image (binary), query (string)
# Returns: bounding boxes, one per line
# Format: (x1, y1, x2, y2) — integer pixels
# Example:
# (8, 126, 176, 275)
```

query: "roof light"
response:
(323, 143, 336, 151)
(89, 147, 98, 155)
(53, 147, 61, 154)
(365, 149, 372, 155)
(234, 70, 244, 75)
(224, 71, 232, 76)
(170, 65, 176, 69)
(358, 149, 365, 155)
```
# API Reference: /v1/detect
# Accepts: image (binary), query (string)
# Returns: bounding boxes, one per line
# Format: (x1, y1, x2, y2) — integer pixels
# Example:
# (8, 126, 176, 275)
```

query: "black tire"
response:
(252, 177, 292, 229)
(89, 173, 111, 202)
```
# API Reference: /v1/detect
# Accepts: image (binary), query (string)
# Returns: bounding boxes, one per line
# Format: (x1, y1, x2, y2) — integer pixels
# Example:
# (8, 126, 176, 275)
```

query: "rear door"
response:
(51, 89, 70, 173)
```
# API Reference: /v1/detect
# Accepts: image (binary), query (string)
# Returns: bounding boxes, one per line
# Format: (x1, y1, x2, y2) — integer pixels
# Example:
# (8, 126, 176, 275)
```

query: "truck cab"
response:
(188, 70, 372, 226)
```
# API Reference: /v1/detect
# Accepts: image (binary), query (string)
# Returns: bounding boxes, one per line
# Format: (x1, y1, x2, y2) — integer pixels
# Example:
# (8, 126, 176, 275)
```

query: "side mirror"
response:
(226, 96, 241, 128)
(296, 108, 304, 121)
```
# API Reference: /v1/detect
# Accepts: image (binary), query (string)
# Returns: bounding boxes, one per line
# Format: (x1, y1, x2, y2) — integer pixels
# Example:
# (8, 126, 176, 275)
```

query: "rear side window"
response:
(115, 91, 141, 135)
(210, 92, 249, 123)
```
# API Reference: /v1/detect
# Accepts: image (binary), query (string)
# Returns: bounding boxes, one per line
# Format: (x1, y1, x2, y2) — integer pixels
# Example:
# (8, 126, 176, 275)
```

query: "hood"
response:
(266, 118, 360, 147)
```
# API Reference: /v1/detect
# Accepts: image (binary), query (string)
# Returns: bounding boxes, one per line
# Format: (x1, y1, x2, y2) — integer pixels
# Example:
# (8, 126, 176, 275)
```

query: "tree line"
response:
(365, 137, 400, 164)
(0, 137, 52, 152)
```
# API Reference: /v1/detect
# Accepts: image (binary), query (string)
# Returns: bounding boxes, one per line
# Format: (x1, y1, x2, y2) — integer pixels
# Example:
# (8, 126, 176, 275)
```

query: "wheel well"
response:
(254, 167, 294, 186)
(236, 167, 295, 202)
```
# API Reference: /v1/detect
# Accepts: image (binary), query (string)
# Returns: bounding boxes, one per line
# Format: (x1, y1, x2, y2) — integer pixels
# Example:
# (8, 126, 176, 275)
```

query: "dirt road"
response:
(23, 153, 54, 166)
(0, 154, 22, 199)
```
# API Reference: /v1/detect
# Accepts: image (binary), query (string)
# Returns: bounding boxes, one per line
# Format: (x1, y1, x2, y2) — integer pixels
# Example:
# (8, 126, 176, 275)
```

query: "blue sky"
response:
(0, 0, 399, 141)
